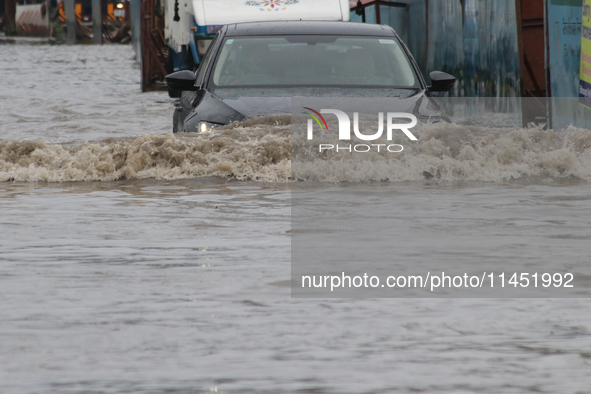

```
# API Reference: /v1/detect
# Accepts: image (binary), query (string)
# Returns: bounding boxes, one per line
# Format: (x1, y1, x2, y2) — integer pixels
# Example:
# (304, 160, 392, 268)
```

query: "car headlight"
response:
(197, 121, 222, 133)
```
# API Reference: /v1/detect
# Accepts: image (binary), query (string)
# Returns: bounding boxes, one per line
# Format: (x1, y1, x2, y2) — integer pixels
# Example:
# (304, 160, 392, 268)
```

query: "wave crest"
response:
(1, 124, 291, 182)
(3, 119, 591, 183)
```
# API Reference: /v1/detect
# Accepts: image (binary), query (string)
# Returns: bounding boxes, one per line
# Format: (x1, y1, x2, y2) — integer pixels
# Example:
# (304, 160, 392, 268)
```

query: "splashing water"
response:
(3, 115, 591, 183)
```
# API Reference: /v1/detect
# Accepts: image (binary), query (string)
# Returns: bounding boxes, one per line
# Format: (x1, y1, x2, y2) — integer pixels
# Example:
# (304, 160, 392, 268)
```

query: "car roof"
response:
(224, 21, 396, 37)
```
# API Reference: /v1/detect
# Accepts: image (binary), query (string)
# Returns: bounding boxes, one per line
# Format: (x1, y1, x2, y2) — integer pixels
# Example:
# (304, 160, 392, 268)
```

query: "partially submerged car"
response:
(165, 21, 456, 133)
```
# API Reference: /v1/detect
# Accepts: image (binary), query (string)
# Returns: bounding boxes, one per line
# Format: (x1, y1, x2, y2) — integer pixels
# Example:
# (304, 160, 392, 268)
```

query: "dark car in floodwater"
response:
(165, 21, 456, 134)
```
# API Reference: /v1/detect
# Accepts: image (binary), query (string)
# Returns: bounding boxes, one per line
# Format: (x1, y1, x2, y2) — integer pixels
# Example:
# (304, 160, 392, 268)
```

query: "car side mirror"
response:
(165, 70, 199, 93)
(428, 71, 456, 92)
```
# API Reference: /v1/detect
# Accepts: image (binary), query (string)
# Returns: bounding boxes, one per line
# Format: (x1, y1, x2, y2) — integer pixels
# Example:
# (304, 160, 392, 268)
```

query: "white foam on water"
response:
(0, 116, 291, 183)
(292, 119, 591, 183)
(3, 115, 591, 183)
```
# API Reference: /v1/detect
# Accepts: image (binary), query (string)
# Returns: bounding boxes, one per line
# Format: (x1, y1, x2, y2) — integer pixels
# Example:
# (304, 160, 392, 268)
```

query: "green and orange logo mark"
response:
(303, 107, 328, 131)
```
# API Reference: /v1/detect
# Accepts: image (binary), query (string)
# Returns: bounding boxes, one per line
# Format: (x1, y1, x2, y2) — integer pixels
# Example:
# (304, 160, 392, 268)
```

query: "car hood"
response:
(222, 96, 293, 118)
(184, 90, 438, 131)
(184, 92, 292, 130)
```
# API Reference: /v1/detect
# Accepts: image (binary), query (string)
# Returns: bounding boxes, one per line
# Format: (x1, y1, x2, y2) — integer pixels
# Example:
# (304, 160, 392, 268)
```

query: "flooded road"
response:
(1, 43, 591, 393)
(0, 44, 170, 143)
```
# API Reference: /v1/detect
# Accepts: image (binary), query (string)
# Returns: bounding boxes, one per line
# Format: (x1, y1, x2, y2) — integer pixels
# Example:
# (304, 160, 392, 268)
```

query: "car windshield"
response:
(210, 35, 419, 90)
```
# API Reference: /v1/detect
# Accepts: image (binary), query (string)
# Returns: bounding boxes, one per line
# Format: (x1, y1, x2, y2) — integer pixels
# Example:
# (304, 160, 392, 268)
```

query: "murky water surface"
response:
(1, 44, 591, 393)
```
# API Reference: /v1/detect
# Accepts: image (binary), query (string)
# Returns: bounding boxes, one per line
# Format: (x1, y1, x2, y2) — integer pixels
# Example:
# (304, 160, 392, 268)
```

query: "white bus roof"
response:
(192, 0, 350, 26)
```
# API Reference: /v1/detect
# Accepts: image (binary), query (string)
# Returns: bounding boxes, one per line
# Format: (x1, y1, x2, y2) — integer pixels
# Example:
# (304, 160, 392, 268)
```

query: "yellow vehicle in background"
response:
(58, 0, 128, 24)
(54, 0, 130, 42)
